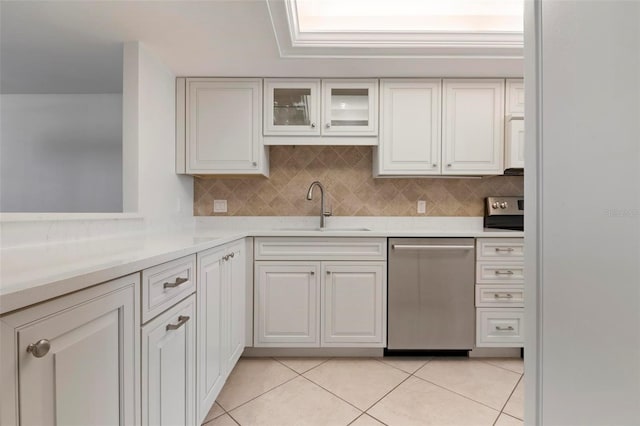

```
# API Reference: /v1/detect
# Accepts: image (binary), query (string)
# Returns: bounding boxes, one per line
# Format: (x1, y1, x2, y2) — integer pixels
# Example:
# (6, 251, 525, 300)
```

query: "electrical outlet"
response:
(417, 200, 427, 214)
(213, 199, 227, 213)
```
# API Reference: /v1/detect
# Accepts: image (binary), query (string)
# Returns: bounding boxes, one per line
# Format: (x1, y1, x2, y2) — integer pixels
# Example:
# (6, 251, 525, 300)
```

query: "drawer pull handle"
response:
(26, 339, 51, 358)
(164, 277, 189, 289)
(495, 326, 515, 331)
(166, 315, 190, 331)
(494, 270, 515, 275)
(495, 248, 515, 252)
(494, 293, 514, 299)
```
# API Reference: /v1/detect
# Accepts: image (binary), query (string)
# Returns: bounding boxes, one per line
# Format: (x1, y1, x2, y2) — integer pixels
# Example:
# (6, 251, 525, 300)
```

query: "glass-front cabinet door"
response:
(264, 79, 320, 135)
(321, 79, 378, 136)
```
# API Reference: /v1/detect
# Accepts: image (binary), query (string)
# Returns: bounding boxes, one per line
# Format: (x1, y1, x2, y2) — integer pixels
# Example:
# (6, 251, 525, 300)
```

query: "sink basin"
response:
(274, 227, 371, 232)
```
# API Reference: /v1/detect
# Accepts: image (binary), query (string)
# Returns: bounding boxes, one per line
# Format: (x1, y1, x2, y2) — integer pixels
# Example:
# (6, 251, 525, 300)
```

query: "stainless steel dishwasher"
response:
(387, 238, 475, 351)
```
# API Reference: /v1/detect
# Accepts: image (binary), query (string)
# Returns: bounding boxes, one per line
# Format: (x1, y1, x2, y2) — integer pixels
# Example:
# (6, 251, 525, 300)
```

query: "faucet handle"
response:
(323, 209, 333, 217)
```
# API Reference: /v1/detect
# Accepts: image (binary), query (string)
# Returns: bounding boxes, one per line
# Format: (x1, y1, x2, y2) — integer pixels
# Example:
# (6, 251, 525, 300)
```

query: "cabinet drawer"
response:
(255, 237, 386, 261)
(476, 262, 524, 284)
(142, 255, 196, 323)
(476, 238, 524, 261)
(475, 285, 524, 307)
(476, 308, 524, 347)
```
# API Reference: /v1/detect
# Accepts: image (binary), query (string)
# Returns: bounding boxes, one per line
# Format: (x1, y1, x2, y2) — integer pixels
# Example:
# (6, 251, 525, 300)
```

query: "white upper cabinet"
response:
(322, 79, 378, 136)
(506, 79, 525, 115)
(177, 78, 268, 176)
(264, 79, 320, 135)
(442, 79, 505, 175)
(263, 79, 379, 144)
(506, 117, 525, 169)
(505, 79, 525, 169)
(375, 79, 442, 176)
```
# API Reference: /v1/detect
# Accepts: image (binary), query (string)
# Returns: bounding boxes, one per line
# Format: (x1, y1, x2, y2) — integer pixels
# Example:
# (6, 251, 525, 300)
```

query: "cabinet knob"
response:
(326, 270, 331, 275)
(432, 163, 437, 167)
(252, 162, 257, 167)
(446, 164, 452, 167)
(311, 122, 316, 128)
(26, 339, 51, 358)
(325, 123, 331, 129)
(229, 252, 235, 258)
(310, 271, 315, 275)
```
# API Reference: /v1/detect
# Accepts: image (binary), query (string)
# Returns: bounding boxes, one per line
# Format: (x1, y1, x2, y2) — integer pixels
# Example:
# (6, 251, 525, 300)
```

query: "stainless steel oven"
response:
(484, 196, 524, 231)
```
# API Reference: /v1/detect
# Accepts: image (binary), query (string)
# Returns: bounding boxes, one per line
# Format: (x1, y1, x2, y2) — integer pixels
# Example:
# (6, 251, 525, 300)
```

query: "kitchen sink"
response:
(274, 227, 371, 232)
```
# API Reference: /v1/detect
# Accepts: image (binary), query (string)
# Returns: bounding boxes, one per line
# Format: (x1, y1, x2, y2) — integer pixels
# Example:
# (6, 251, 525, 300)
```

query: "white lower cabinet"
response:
(253, 238, 387, 349)
(475, 238, 524, 348)
(0, 274, 139, 426)
(197, 240, 246, 424)
(254, 262, 321, 347)
(322, 262, 386, 346)
(476, 308, 524, 348)
(142, 294, 196, 426)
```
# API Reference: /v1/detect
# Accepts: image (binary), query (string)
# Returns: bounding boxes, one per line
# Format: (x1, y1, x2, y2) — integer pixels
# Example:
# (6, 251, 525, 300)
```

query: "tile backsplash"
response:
(194, 146, 523, 217)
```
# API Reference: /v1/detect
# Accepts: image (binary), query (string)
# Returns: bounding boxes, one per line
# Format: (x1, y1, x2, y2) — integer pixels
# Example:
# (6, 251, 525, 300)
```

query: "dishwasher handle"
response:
(392, 244, 475, 250)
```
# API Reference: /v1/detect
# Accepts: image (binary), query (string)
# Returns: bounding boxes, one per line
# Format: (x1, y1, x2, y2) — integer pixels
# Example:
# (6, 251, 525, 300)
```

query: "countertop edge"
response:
(1, 229, 524, 315)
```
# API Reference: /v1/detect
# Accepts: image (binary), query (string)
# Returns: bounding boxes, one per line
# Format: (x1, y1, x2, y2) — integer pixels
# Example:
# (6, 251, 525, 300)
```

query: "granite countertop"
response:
(0, 222, 523, 315)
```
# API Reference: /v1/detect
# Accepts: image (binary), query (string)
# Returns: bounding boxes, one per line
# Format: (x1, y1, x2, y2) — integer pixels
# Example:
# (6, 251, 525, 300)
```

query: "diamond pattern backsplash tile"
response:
(194, 146, 524, 216)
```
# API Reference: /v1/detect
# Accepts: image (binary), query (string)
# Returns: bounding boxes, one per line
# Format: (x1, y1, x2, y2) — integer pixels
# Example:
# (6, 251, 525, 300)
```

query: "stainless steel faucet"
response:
(306, 181, 332, 228)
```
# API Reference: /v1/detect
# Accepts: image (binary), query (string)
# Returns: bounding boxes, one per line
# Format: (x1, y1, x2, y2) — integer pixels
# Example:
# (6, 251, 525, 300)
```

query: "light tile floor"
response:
(203, 357, 524, 426)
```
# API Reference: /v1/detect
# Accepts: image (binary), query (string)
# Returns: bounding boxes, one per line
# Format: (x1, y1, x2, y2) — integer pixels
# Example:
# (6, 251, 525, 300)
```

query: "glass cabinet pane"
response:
(329, 88, 369, 127)
(272, 88, 311, 126)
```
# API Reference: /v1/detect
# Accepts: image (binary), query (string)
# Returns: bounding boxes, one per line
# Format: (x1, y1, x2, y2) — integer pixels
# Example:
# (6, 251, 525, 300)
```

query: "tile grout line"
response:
(410, 372, 507, 414)
(220, 373, 301, 416)
(497, 374, 524, 422)
(272, 356, 334, 376)
(478, 358, 525, 375)
(298, 374, 366, 415)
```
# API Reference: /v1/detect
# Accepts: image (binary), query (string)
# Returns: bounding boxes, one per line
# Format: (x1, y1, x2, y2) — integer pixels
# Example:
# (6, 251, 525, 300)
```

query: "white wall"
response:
(0, 94, 122, 212)
(526, 1, 640, 424)
(124, 42, 193, 229)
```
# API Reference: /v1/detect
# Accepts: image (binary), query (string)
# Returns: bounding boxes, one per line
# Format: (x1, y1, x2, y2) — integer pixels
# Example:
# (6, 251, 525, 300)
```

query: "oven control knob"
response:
(500, 202, 508, 209)
(492, 202, 500, 209)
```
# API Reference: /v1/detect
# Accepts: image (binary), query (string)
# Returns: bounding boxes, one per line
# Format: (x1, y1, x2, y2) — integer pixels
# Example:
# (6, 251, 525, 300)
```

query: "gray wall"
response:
(0, 94, 123, 212)
(527, 0, 640, 424)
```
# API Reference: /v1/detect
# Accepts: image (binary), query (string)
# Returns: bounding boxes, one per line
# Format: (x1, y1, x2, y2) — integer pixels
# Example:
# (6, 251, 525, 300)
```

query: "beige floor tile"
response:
(368, 376, 499, 426)
(503, 377, 524, 420)
(275, 357, 329, 374)
(379, 357, 431, 374)
(482, 358, 525, 374)
(229, 376, 361, 426)
(350, 413, 385, 426)
(204, 413, 237, 426)
(202, 402, 225, 424)
(414, 359, 520, 410)
(304, 358, 409, 410)
(216, 358, 297, 411)
(495, 413, 524, 426)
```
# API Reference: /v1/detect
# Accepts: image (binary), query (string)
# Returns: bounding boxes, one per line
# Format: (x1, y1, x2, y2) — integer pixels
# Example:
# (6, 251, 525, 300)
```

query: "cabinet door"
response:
(197, 247, 226, 423)
(377, 79, 441, 175)
(321, 262, 386, 346)
(223, 241, 246, 373)
(186, 78, 265, 174)
(506, 79, 525, 115)
(254, 262, 320, 347)
(505, 117, 525, 169)
(442, 79, 504, 175)
(15, 278, 138, 426)
(142, 295, 196, 426)
(321, 79, 378, 136)
(264, 79, 321, 135)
